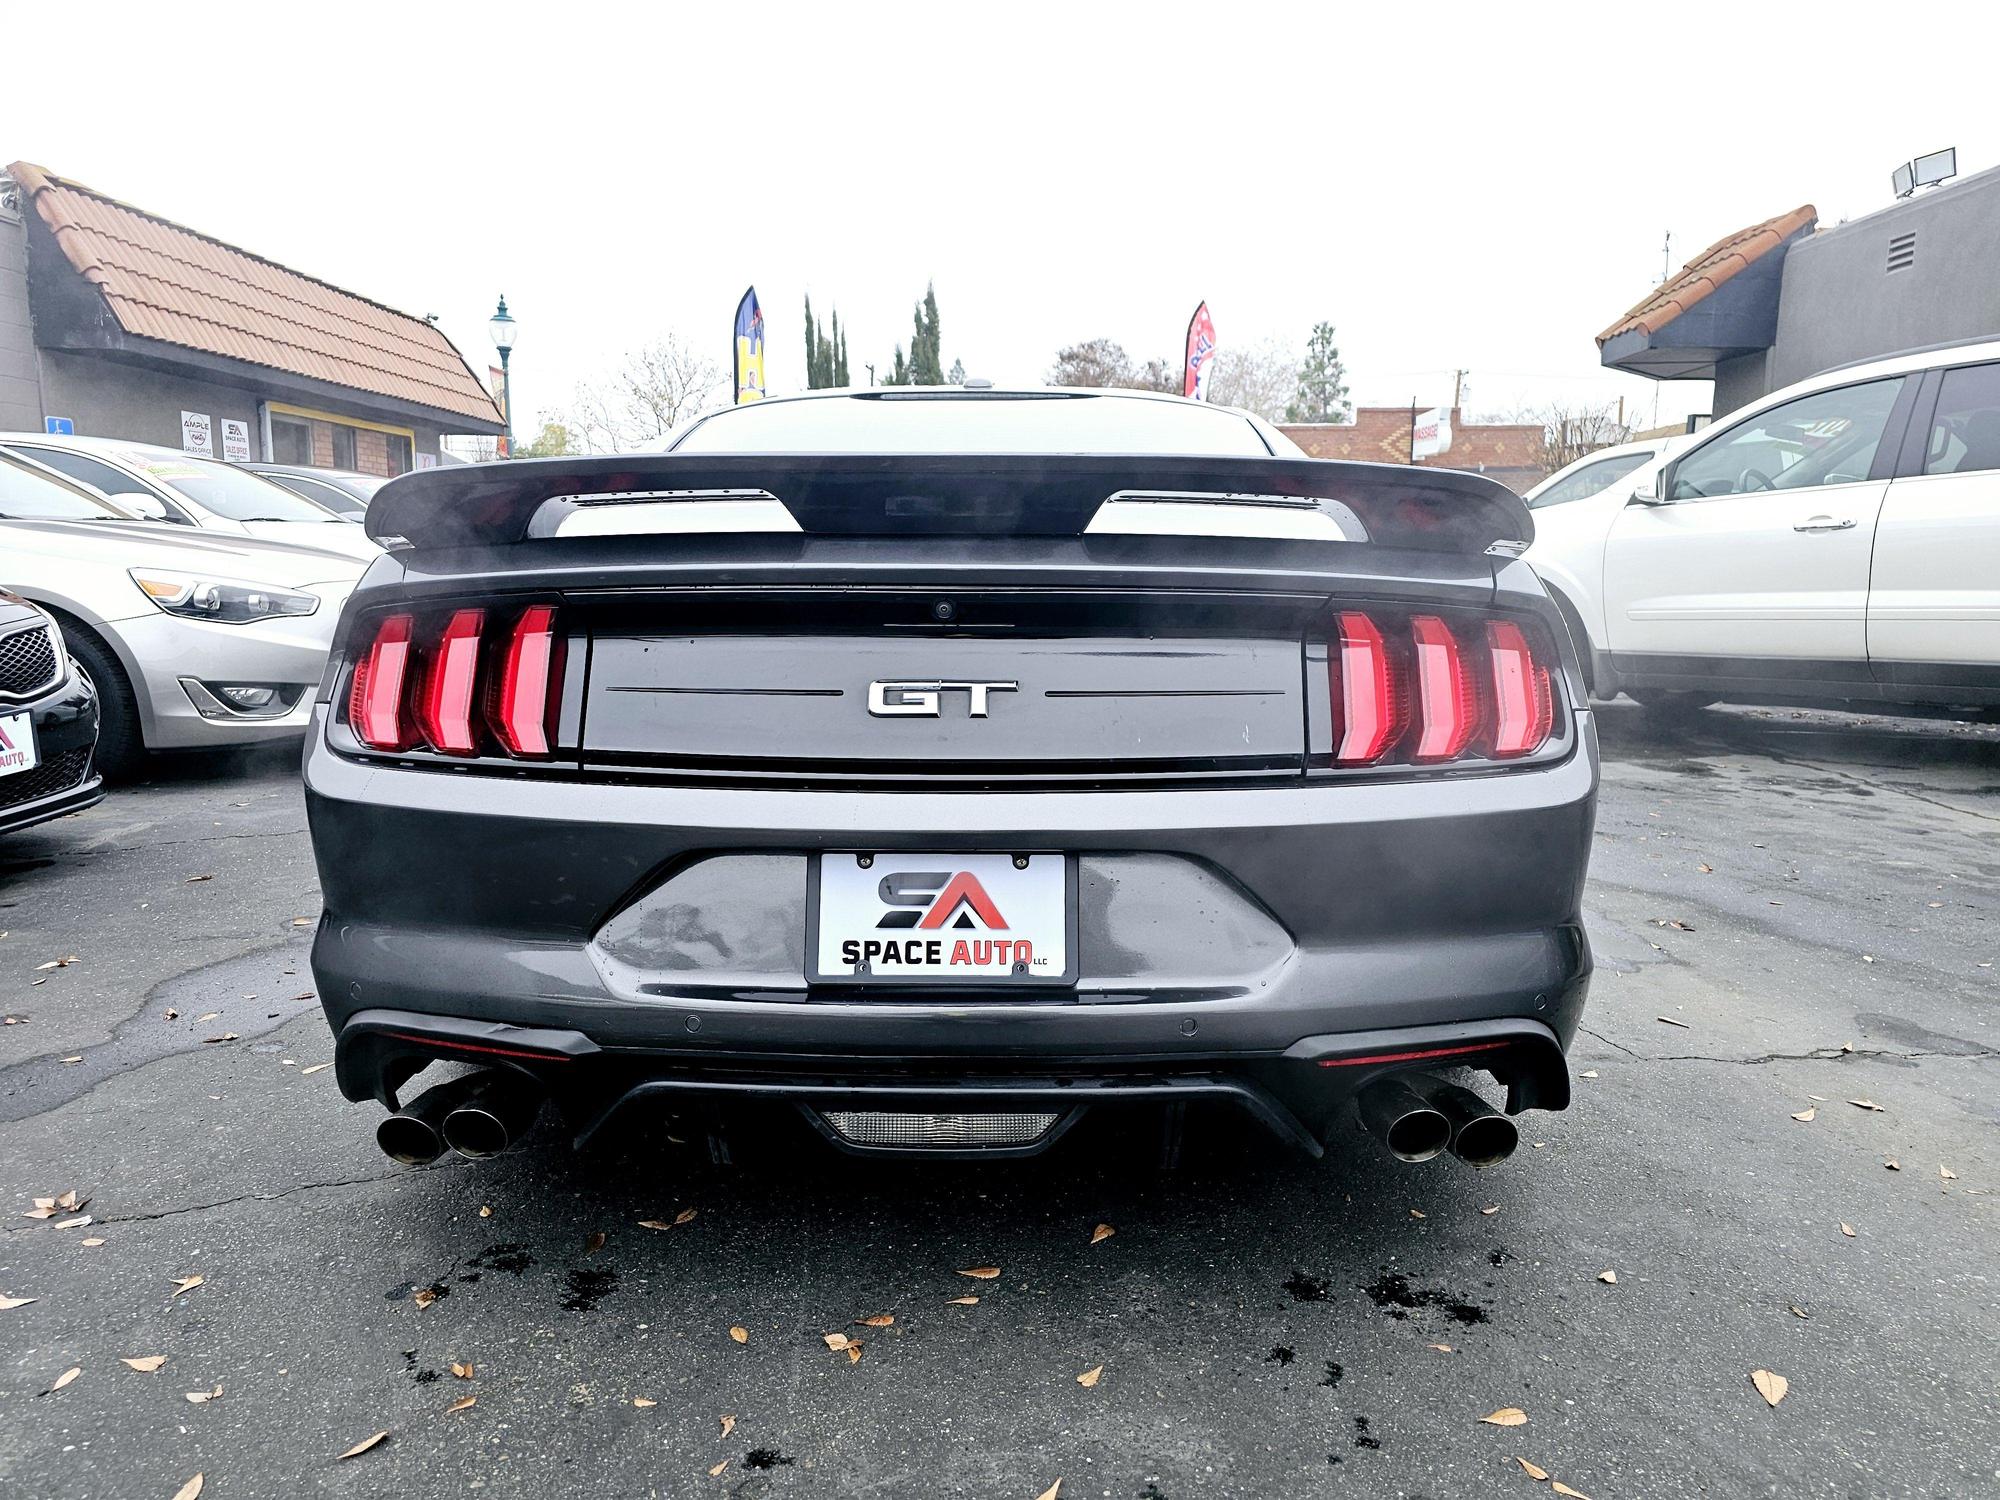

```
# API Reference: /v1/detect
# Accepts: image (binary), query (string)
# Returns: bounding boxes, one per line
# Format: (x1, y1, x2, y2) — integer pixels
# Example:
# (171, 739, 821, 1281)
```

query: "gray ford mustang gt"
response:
(302, 387, 1596, 1169)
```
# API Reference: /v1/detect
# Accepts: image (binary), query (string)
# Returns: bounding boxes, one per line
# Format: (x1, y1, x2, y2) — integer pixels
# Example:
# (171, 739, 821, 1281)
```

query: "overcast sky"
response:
(6, 1, 1996, 438)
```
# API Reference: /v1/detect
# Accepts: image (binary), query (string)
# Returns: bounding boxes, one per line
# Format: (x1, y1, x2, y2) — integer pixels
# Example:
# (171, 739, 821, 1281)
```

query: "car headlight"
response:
(129, 569, 319, 624)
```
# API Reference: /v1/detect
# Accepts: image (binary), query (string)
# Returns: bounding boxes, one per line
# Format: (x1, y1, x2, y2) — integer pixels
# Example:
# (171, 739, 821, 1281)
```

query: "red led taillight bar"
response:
(1327, 610, 1559, 767)
(349, 606, 562, 760)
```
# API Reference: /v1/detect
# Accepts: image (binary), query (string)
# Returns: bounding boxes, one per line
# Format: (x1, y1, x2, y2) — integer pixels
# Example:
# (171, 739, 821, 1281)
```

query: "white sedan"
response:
(1525, 340, 2000, 719)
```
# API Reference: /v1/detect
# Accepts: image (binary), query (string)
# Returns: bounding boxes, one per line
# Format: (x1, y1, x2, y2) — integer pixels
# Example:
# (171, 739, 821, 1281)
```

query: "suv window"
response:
(1923, 362, 2000, 475)
(1667, 378, 1904, 501)
(1528, 452, 1651, 509)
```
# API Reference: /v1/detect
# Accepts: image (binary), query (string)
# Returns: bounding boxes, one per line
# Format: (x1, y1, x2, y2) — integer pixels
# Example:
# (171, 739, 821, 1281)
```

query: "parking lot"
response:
(1, 704, 1995, 1498)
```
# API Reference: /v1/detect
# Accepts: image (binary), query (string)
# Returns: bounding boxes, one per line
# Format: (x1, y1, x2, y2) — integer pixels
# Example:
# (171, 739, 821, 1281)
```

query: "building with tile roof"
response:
(0, 162, 502, 473)
(1279, 407, 1550, 494)
(1599, 161, 2000, 414)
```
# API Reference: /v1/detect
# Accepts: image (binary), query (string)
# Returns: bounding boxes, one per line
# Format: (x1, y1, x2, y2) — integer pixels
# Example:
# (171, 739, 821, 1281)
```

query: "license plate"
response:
(809, 852, 1074, 984)
(0, 712, 36, 778)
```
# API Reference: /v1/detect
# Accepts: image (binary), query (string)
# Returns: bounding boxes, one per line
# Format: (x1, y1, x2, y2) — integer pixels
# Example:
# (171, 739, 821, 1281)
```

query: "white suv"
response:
(1526, 340, 2000, 718)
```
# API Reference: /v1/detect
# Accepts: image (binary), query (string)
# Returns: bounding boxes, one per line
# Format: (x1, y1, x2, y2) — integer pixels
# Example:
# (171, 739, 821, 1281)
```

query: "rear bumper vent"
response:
(818, 1109, 1060, 1150)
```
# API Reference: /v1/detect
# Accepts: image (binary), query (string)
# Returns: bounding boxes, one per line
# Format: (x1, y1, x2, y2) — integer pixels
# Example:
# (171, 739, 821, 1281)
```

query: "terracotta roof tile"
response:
(1598, 204, 1817, 344)
(8, 161, 502, 427)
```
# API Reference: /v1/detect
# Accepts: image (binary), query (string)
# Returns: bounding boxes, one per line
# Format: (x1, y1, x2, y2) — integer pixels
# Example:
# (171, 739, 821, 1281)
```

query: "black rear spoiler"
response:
(366, 453, 1533, 555)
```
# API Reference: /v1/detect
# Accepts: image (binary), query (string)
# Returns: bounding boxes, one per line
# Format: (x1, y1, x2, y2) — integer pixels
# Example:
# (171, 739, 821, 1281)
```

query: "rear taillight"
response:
(346, 605, 561, 760)
(1331, 611, 1404, 765)
(1485, 620, 1554, 758)
(1326, 609, 1558, 767)
(414, 608, 485, 756)
(489, 605, 562, 758)
(349, 613, 417, 751)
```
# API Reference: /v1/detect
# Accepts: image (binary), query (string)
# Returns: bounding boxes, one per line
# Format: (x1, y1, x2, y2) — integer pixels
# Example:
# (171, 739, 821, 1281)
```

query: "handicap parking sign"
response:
(43, 416, 74, 435)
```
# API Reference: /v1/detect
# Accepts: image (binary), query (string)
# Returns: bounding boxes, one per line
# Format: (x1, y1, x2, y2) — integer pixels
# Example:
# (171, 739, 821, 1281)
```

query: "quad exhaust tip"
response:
(376, 1069, 544, 1164)
(1355, 1074, 1519, 1168)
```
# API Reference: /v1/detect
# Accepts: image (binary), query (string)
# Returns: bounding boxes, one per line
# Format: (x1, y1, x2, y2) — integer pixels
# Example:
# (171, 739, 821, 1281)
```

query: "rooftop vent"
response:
(1887, 231, 1917, 273)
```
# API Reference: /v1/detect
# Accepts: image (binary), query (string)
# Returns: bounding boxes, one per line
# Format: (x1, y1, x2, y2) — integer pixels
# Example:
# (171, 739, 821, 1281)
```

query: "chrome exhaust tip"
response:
(1355, 1078, 1452, 1163)
(375, 1072, 488, 1166)
(440, 1072, 543, 1160)
(1414, 1077, 1519, 1168)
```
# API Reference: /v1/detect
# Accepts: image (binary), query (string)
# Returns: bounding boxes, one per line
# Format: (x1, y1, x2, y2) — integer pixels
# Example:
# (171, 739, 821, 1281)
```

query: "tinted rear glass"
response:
(672, 393, 1275, 456)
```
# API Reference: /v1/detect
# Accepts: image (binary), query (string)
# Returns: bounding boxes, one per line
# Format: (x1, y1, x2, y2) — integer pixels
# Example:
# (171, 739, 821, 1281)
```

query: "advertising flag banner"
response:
(734, 287, 766, 404)
(1411, 406, 1453, 459)
(1183, 302, 1217, 401)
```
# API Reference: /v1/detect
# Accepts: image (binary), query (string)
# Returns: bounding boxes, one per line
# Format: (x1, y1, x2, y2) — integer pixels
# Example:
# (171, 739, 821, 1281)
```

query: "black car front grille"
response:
(0, 747, 93, 811)
(0, 624, 60, 698)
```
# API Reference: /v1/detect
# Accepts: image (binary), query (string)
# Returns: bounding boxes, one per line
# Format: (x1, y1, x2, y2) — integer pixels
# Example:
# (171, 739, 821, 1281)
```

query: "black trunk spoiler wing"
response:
(366, 454, 1533, 556)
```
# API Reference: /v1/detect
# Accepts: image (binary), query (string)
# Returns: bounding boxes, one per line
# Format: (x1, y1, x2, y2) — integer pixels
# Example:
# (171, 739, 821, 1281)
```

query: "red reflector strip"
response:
(492, 605, 561, 758)
(1332, 610, 1401, 764)
(1315, 1040, 1513, 1068)
(415, 608, 485, 756)
(385, 1031, 572, 1063)
(1486, 620, 1554, 758)
(349, 613, 416, 750)
(1409, 615, 1477, 762)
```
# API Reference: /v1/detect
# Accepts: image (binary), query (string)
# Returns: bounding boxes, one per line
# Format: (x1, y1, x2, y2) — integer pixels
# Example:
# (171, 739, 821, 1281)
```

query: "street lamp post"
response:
(489, 295, 518, 457)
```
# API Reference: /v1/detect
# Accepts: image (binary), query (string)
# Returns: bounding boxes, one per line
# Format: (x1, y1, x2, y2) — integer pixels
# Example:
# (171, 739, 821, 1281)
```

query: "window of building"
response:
(330, 424, 357, 470)
(271, 415, 314, 465)
(1668, 378, 1904, 500)
(1923, 363, 2000, 476)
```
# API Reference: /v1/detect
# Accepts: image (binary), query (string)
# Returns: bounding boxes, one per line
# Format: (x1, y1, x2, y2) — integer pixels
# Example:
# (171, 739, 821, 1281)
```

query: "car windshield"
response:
(1527, 451, 1652, 509)
(0, 460, 124, 520)
(672, 392, 1277, 456)
(119, 452, 346, 521)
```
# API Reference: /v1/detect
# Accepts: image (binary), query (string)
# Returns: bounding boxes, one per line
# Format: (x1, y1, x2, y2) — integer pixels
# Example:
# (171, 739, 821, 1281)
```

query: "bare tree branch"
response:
(565, 335, 727, 452)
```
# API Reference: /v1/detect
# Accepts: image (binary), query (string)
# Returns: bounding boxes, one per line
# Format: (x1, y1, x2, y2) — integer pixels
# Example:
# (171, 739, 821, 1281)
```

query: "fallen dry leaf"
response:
(80, 1237, 106, 1247)
(846, 1343, 863, 1364)
(720, 1414, 736, 1438)
(0, 1294, 37, 1311)
(171, 1477, 204, 1500)
(1077, 1365, 1103, 1388)
(479, 1204, 493, 1218)
(1885, 1159, 1900, 1171)
(292, 916, 314, 926)
(633, 1396, 657, 1408)
(54, 1215, 91, 1230)
(729, 1326, 749, 1344)
(450, 1362, 473, 1380)
(1656, 1015, 1691, 1028)
(1789, 1304, 1810, 1319)
(1840, 1223, 1856, 1238)
(957, 1266, 1001, 1280)
(1751, 1368, 1789, 1407)
(51, 1365, 81, 1391)
(201, 1033, 239, 1044)
(164, 1009, 180, 1022)
(675, 1207, 698, 1226)
(195, 1012, 220, 1023)
(1479, 1407, 1528, 1427)
(1480, 1204, 1501, 1215)
(1036, 1483, 1062, 1500)
(1697, 862, 1713, 874)
(338, 1431, 390, 1460)
(1409, 1208, 1427, 1219)
(947, 1296, 980, 1305)
(585, 1231, 607, 1254)
(1940, 1165, 1957, 1181)
(412, 1287, 439, 1310)
(1516, 1457, 1550, 1480)
(823, 1332, 852, 1351)
(856, 1314, 895, 1328)
(709, 1461, 729, 1477)
(57, 1055, 81, 1064)
(636, 1219, 673, 1231)
(185, 1385, 222, 1403)
(300, 1062, 334, 1076)
(122, 1355, 167, 1372)
(447, 1396, 476, 1414)
(1596, 1270, 1617, 1284)
(1847, 1098, 1885, 1112)
(56, 1189, 81, 1211)
(1791, 1107, 1816, 1122)
(186, 874, 214, 883)
(1552, 1484, 1593, 1499)
(170, 1276, 204, 1297)
(1090, 1223, 1115, 1244)
(1579, 1070, 1598, 1079)
(1426, 1343, 1454, 1353)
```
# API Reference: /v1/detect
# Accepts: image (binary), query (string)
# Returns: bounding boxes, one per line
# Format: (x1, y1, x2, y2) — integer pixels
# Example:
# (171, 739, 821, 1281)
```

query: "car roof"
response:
(0, 432, 201, 463)
(247, 462, 377, 482)
(1768, 336, 2000, 398)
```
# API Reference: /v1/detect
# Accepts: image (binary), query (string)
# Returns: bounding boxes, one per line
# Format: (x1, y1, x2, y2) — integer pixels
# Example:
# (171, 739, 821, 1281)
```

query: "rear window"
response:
(119, 453, 346, 522)
(671, 392, 1277, 456)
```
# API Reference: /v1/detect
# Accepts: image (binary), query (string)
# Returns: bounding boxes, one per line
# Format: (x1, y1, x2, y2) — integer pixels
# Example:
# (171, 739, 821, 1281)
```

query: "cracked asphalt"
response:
(1, 706, 1995, 1499)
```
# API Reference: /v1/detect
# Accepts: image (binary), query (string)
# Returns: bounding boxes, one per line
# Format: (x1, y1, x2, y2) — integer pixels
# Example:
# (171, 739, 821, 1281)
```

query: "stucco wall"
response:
(0, 206, 43, 432)
(1769, 165, 2000, 392)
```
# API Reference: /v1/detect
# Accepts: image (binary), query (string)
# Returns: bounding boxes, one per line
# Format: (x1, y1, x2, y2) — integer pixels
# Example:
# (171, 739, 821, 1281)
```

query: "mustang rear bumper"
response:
(306, 714, 1596, 1154)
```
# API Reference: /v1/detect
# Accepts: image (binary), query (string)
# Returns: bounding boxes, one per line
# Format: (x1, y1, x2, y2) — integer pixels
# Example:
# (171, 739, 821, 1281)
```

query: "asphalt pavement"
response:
(1, 706, 1995, 1499)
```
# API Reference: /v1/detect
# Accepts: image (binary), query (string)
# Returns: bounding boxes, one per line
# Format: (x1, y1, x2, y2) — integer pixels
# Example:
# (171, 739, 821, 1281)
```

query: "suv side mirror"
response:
(1628, 475, 1668, 507)
(119, 493, 172, 522)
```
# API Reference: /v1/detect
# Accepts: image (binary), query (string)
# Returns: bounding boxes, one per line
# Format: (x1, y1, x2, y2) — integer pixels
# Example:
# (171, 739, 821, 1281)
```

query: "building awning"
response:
(1597, 205, 1817, 381)
(8, 161, 504, 431)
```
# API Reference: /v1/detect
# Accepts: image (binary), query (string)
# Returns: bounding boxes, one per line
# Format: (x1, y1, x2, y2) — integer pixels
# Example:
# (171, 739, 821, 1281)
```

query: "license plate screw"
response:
(1012, 854, 1030, 869)
(857, 854, 873, 869)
